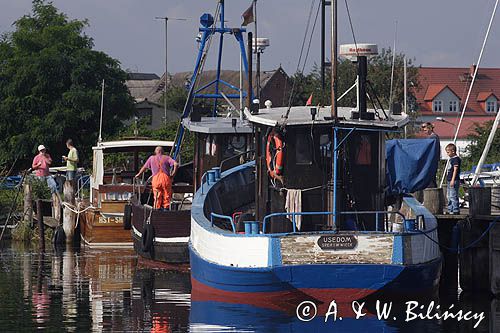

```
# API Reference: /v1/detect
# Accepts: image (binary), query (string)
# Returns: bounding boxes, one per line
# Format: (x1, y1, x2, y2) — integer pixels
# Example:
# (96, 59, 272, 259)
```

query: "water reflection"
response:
(0, 242, 497, 332)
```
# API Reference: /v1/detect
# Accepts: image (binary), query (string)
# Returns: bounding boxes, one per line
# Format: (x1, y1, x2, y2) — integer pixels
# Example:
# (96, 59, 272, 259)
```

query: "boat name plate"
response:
(317, 235, 358, 250)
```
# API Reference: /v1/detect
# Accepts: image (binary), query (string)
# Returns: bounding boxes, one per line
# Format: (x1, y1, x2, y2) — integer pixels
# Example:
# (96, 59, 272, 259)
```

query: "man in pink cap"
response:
(32, 145, 58, 193)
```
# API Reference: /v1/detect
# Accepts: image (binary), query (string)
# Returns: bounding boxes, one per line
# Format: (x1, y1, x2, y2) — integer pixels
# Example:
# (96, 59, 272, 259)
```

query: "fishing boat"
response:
(130, 1, 255, 264)
(80, 139, 174, 247)
(130, 117, 253, 263)
(189, 17, 442, 298)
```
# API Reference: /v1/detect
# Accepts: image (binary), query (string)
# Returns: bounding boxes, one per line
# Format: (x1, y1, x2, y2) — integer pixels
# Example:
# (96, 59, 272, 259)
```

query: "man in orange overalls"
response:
(135, 146, 178, 210)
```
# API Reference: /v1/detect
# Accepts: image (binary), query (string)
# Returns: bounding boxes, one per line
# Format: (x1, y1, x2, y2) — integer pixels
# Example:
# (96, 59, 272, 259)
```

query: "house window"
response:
(433, 100, 443, 112)
(449, 100, 458, 112)
(486, 100, 498, 113)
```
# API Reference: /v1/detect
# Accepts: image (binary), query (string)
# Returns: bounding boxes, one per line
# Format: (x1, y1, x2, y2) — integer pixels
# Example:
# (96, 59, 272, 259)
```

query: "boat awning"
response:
(92, 140, 175, 153)
(182, 117, 253, 134)
(245, 106, 409, 129)
(90, 140, 175, 196)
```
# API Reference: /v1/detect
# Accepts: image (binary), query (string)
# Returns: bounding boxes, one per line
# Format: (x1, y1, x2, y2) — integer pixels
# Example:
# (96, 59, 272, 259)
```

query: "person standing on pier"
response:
(445, 143, 461, 215)
(63, 139, 79, 183)
(32, 145, 58, 194)
(422, 122, 441, 188)
(135, 146, 178, 210)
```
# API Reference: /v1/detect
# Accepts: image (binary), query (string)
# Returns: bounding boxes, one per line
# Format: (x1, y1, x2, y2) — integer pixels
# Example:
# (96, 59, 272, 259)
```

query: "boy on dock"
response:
(445, 143, 461, 215)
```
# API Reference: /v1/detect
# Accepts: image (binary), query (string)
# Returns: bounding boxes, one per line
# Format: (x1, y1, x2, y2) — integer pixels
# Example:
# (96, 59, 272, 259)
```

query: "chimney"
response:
(470, 64, 477, 77)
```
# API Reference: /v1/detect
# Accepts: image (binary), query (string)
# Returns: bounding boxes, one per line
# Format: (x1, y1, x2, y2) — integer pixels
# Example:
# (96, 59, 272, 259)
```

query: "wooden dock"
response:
(434, 193, 500, 296)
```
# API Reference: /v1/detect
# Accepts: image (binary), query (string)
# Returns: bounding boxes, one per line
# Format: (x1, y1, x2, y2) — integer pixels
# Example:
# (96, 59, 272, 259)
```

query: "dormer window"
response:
(487, 99, 498, 113)
(449, 100, 459, 112)
(433, 100, 443, 112)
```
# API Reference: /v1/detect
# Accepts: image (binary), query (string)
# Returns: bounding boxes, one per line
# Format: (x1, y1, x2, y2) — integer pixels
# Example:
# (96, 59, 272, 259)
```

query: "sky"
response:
(1, 0, 500, 76)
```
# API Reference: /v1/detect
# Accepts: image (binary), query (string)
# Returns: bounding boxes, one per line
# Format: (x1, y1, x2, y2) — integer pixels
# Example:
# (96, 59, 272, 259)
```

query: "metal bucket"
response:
(212, 167, 221, 180)
(244, 221, 259, 235)
(207, 170, 216, 184)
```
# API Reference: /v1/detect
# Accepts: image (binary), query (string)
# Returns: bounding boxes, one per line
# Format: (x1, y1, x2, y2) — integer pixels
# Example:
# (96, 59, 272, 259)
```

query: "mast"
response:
(330, 0, 337, 120)
(439, 0, 499, 187)
(171, 1, 251, 160)
(98, 79, 105, 143)
(331, 0, 338, 229)
(404, 56, 407, 138)
(471, 108, 500, 185)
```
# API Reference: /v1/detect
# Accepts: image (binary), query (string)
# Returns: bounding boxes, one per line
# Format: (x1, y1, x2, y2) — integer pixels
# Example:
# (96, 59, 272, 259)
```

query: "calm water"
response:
(0, 242, 495, 332)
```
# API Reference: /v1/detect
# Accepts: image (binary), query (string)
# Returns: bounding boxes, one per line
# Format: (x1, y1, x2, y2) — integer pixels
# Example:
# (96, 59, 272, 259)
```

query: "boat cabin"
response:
(182, 117, 254, 190)
(243, 106, 409, 233)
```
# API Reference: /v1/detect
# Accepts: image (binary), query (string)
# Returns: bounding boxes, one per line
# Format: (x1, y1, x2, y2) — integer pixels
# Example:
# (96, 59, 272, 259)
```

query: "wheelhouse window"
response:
(487, 100, 498, 113)
(449, 100, 458, 112)
(295, 132, 313, 165)
(433, 100, 443, 112)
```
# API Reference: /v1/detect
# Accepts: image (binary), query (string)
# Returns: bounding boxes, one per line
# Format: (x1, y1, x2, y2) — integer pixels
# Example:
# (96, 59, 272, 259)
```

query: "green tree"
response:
(0, 0, 134, 170)
(463, 121, 500, 171)
(287, 48, 420, 118)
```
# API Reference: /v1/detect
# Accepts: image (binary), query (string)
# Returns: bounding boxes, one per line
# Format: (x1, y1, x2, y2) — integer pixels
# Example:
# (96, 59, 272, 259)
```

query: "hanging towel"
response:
(285, 189, 302, 231)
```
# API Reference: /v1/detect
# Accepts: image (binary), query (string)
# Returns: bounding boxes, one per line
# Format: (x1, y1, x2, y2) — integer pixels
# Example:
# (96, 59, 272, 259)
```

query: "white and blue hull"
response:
(190, 163, 442, 300)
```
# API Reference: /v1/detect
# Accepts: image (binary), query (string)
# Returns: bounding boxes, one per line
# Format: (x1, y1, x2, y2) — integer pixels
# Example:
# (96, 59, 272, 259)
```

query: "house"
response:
(125, 67, 290, 127)
(166, 66, 290, 107)
(125, 73, 180, 130)
(414, 66, 499, 157)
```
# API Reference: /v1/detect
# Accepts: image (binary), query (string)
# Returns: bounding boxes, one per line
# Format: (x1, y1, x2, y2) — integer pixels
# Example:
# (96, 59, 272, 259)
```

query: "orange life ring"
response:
(266, 132, 285, 179)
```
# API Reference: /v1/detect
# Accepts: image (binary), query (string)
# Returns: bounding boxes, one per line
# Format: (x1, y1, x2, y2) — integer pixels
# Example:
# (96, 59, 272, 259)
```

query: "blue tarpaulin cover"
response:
(386, 139, 439, 195)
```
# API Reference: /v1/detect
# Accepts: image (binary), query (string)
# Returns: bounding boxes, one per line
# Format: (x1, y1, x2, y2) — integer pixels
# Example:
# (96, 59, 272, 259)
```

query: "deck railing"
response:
(210, 212, 236, 233)
(262, 210, 410, 234)
(209, 210, 426, 235)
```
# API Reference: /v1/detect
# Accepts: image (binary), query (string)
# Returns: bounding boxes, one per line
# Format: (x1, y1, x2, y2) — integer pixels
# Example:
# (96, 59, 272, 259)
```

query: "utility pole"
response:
(155, 16, 187, 126)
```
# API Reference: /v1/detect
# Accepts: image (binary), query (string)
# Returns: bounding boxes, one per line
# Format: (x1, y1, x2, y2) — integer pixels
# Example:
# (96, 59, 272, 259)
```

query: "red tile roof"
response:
(415, 116, 497, 139)
(423, 84, 459, 101)
(415, 67, 500, 115)
(477, 91, 497, 102)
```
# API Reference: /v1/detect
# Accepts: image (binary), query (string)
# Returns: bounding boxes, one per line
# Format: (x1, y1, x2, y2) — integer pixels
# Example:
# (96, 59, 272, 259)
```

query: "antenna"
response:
(98, 79, 105, 143)
(389, 20, 397, 116)
(155, 16, 188, 126)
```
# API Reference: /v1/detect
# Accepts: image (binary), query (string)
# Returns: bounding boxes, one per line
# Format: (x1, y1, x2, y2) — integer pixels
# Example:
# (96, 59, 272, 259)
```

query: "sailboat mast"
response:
(98, 79, 105, 143)
(331, 0, 338, 120)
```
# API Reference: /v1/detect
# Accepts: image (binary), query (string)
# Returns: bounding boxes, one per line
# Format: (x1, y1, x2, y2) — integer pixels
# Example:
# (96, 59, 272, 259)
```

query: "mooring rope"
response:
(416, 216, 500, 254)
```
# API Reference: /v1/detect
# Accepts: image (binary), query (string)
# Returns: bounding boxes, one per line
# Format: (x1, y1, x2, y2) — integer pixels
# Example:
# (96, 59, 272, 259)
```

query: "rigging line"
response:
(283, 0, 318, 120)
(0, 154, 20, 187)
(302, 1, 322, 75)
(440, 0, 499, 187)
(344, 0, 359, 57)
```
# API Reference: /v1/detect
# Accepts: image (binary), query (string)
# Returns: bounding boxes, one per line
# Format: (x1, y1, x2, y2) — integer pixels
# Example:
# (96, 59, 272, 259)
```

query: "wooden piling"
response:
(437, 217, 459, 296)
(52, 193, 61, 223)
(36, 199, 45, 250)
(23, 182, 33, 227)
(460, 218, 491, 292)
(490, 219, 500, 295)
(423, 188, 444, 215)
(469, 187, 491, 217)
(62, 181, 75, 244)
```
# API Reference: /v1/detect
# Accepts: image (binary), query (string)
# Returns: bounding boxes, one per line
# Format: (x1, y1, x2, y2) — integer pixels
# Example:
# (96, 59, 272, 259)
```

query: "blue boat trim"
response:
(190, 244, 442, 294)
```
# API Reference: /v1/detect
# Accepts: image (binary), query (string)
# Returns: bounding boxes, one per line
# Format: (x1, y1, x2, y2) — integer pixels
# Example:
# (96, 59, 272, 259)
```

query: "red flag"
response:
(306, 93, 313, 106)
(241, 2, 254, 26)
